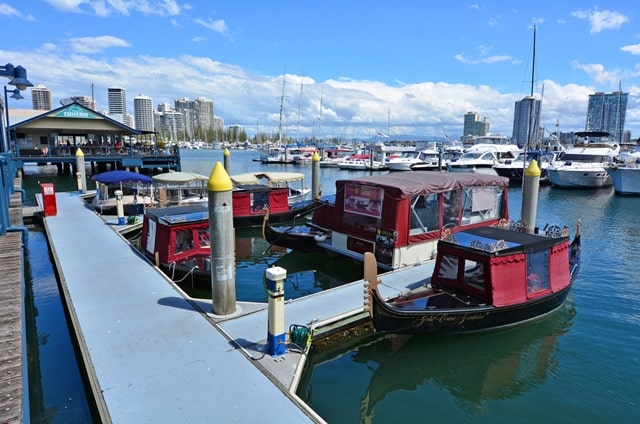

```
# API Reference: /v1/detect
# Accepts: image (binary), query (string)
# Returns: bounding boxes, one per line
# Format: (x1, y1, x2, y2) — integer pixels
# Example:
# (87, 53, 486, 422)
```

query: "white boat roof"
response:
(152, 171, 209, 184)
(230, 172, 305, 185)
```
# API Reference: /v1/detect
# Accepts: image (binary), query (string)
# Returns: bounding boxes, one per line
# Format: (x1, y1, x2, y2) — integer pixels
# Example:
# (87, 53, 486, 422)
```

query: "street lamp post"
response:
(1, 62, 33, 236)
(4, 86, 24, 154)
(1, 63, 33, 153)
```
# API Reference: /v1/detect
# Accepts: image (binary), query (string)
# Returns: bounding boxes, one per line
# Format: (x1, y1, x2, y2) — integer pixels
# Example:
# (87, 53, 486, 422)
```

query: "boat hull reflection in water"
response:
(298, 306, 575, 423)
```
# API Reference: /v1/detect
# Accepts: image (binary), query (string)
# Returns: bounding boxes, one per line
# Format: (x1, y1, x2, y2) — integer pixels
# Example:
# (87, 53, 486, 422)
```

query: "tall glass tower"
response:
(586, 91, 628, 142)
(512, 96, 541, 148)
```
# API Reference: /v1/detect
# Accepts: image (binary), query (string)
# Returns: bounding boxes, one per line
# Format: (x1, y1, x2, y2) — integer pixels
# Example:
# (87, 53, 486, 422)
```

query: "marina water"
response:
(22, 149, 639, 423)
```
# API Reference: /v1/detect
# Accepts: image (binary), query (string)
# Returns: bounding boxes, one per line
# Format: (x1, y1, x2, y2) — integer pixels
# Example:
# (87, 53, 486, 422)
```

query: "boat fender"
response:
(314, 233, 327, 242)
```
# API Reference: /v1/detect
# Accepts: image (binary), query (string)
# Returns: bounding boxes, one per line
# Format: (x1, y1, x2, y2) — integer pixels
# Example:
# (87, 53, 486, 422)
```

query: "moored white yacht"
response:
(493, 149, 560, 183)
(447, 143, 520, 175)
(606, 147, 640, 195)
(547, 131, 620, 188)
(386, 148, 440, 171)
(338, 154, 385, 171)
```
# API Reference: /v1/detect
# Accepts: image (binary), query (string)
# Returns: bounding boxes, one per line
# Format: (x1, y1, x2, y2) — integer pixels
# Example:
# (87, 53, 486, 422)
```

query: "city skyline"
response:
(1, 1, 638, 140)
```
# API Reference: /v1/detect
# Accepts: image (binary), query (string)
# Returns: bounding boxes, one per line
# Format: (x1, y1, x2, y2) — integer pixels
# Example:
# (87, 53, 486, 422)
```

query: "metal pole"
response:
(3, 87, 9, 153)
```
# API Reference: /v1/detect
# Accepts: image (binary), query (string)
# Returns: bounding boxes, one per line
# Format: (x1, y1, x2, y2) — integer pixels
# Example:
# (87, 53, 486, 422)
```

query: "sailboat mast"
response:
(296, 74, 303, 142)
(278, 73, 286, 146)
(530, 25, 536, 98)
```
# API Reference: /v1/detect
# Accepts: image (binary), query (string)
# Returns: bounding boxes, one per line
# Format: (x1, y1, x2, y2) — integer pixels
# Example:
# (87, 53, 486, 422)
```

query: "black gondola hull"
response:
(371, 284, 573, 334)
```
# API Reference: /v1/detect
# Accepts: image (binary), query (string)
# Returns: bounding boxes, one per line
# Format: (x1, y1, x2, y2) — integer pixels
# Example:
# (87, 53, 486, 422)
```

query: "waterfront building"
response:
(134, 94, 154, 133)
(31, 84, 52, 110)
(586, 91, 628, 142)
(512, 95, 541, 148)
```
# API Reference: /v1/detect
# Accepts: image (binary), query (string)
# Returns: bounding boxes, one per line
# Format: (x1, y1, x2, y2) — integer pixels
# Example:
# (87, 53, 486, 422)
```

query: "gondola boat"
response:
(140, 198, 317, 289)
(264, 172, 511, 272)
(262, 217, 329, 252)
(140, 205, 212, 290)
(365, 220, 581, 334)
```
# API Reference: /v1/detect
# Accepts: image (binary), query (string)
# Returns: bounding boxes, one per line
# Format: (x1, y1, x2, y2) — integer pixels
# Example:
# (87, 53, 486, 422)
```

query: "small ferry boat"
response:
(140, 205, 212, 290)
(152, 171, 209, 207)
(230, 171, 311, 207)
(91, 170, 155, 215)
(264, 172, 510, 271)
(365, 220, 581, 334)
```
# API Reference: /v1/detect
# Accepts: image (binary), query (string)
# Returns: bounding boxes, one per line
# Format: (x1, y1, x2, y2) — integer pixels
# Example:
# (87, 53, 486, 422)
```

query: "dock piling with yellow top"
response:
(207, 161, 237, 315)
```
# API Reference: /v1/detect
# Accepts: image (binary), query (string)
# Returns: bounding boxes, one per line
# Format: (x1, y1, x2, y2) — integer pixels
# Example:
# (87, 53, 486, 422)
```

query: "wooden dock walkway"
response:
(0, 180, 28, 424)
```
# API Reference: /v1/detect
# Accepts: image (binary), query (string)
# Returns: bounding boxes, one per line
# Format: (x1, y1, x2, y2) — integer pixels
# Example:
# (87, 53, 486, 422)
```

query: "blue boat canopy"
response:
(91, 170, 153, 185)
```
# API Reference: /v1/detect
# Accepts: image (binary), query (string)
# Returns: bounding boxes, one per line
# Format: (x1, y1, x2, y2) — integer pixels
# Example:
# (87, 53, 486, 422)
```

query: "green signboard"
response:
(54, 104, 98, 119)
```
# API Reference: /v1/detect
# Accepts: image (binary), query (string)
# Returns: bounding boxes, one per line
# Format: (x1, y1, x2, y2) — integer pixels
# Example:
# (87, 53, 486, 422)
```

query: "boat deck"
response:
(37, 191, 433, 422)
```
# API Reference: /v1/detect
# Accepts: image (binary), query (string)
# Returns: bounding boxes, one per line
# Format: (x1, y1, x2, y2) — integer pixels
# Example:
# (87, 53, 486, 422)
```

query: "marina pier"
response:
(19, 189, 421, 422)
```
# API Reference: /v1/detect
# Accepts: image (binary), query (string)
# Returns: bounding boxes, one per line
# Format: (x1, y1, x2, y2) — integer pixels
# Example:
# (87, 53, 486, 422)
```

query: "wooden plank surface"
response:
(0, 231, 24, 424)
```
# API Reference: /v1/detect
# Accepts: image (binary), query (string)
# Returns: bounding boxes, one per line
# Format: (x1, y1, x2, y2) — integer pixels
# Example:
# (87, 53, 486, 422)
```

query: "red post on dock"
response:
(40, 183, 57, 216)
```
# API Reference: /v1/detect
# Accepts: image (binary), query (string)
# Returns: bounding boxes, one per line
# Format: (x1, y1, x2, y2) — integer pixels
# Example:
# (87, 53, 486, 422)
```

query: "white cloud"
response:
(0, 2, 35, 20)
(194, 17, 228, 36)
(621, 44, 640, 55)
(44, 0, 183, 17)
(69, 35, 131, 54)
(571, 61, 622, 86)
(454, 53, 513, 65)
(8, 48, 638, 140)
(572, 8, 629, 34)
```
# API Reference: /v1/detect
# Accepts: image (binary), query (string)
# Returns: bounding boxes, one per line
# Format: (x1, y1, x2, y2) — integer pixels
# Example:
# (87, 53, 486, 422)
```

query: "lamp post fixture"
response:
(1, 63, 33, 153)
(4, 86, 24, 154)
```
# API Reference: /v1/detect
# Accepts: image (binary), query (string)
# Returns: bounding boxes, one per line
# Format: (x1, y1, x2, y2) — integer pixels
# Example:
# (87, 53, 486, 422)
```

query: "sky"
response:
(1, 0, 639, 141)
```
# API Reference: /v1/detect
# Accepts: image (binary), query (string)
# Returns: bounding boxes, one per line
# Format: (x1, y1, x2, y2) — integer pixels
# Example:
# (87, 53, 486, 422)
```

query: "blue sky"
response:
(1, 1, 638, 140)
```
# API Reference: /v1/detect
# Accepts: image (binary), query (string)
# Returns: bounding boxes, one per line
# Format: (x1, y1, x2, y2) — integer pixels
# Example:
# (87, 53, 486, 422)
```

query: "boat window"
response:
(175, 229, 194, 254)
(343, 212, 380, 234)
(436, 254, 459, 280)
(463, 260, 485, 292)
(443, 189, 460, 227)
(561, 154, 609, 163)
(251, 192, 269, 213)
(410, 193, 439, 235)
(198, 228, 210, 248)
(527, 250, 551, 294)
(461, 186, 503, 225)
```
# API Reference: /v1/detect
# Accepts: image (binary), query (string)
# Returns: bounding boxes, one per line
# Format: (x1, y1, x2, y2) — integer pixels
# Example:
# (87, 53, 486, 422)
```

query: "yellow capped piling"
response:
(207, 162, 236, 315)
(521, 159, 541, 234)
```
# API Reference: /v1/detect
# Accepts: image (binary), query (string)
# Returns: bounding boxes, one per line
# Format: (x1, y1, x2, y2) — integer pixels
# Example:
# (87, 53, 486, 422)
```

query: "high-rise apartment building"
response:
(108, 87, 127, 115)
(512, 96, 541, 147)
(463, 112, 489, 137)
(175, 96, 214, 138)
(60, 96, 96, 110)
(586, 91, 628, 142)
(31, 84, 52, 110)
(134, 94, 154, 132)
